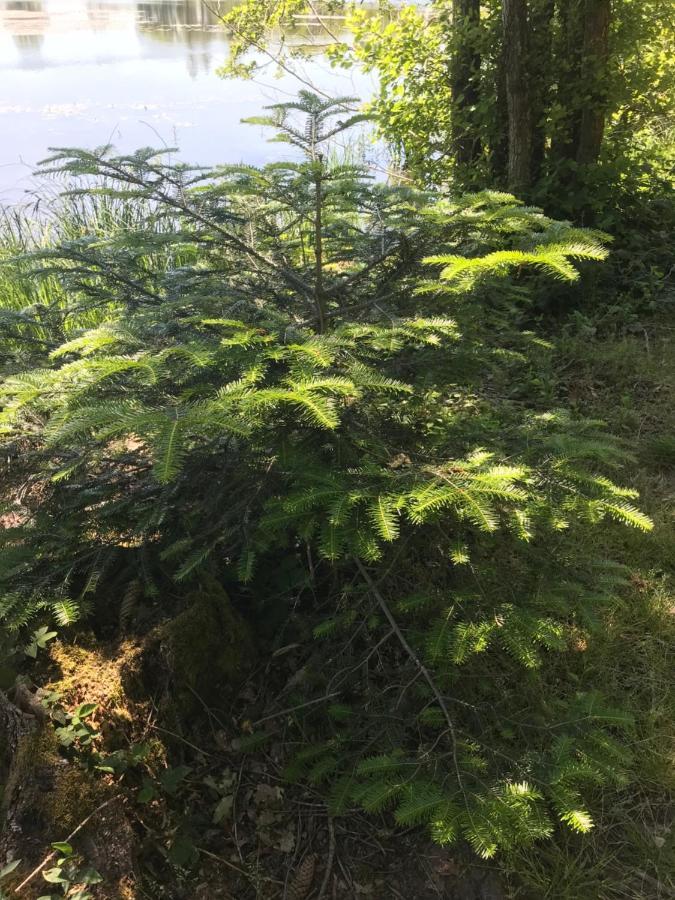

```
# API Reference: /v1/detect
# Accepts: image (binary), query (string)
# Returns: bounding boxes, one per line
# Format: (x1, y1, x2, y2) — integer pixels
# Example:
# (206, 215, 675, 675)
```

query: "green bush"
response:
(0, 94, 652, 858)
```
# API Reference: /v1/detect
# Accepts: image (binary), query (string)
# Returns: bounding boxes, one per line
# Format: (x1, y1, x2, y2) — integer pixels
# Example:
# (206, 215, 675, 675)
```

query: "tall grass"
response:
(0, 186, 185, 358)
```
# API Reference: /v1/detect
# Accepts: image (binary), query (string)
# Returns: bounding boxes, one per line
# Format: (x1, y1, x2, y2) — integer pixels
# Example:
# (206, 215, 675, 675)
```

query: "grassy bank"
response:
(502, 314, 674, 898)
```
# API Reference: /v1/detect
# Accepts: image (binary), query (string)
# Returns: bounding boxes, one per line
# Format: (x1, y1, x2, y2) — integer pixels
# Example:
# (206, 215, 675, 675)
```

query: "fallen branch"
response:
(197, 847, 283, 886)
(251, 691, 341, 727)
(14, 794, 124, 894)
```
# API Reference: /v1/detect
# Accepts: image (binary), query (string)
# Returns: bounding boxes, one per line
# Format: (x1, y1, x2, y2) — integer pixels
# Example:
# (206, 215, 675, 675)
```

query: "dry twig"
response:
(317, 815, 336, 900)
(14, 794, 124, 894)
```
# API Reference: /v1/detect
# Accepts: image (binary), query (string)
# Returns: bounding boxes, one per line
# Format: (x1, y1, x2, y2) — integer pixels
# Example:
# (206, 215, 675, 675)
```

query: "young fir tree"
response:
(0, 95, 650, 858)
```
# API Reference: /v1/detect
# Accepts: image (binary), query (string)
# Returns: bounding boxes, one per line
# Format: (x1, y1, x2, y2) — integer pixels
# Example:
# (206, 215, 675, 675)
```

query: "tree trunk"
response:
(529, 0, 555, 182)
(313, 155, 327, 333)
(502, 0, 532, 193)
(576, 0, 611, 165)
(491, 33, 510, 187)
(1, 682, 137, 896)
(451, 0, 482, 168)
(550, 0, 585, 164)
(0, 691, 39, 844)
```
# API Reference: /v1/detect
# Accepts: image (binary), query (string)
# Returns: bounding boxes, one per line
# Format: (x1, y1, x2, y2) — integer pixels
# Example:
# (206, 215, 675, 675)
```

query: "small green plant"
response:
(24, 625, 57, 659)
(136, 764, 192, 805)
(40, 842, 102, 900)
(0, 859, 21, 900)
(92, 741, 151, 777)
(40, 696, 99, 749)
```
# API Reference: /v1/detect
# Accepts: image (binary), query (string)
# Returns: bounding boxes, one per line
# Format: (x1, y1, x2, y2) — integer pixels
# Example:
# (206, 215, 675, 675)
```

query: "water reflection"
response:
(0, 0, 357, 72)
(2, 0, 46, 66)
(0, 0, 377, 203)
(1, 0, 233, 72)
(134, 0, 233, 77)
(136, 0, 227, 39)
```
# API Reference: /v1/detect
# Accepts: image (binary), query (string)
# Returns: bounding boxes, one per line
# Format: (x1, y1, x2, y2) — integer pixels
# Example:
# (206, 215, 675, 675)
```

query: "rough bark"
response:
(1, 684, 136, 898)
(576, 0, 611, 165)
(451, 0, 482, 168)
(502, 0, 532, 193)
(0, 688, 39, 857)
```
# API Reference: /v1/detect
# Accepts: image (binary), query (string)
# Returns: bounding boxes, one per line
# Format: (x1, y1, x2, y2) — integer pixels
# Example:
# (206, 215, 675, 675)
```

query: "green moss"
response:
(39, 758, 108, 834)
(2, 724, 106, 839)
(161, 579, 254, 711)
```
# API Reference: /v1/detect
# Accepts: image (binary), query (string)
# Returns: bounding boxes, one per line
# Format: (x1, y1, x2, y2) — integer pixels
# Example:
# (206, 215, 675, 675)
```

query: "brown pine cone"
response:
(288, 853, 318, 900)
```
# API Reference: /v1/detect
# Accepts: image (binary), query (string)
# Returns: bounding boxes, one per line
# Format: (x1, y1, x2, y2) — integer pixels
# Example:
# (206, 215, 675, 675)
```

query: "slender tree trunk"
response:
(313, 155, 327, 333)
(550, 0, 585, 164)
(576, 0, 611, 165)
(451, 0, 482, 168)
(502, 0, 532, 193)
(491, 31, 510, 187)
(529, 0, 555, 182)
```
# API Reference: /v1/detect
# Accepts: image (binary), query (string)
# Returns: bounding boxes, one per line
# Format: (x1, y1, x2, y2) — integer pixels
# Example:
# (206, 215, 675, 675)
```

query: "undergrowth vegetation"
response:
(0, 94, 672, 898)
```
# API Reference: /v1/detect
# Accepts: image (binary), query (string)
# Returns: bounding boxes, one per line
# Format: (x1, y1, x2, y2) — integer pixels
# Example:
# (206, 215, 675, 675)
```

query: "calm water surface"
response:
(0, 0, 378, 204)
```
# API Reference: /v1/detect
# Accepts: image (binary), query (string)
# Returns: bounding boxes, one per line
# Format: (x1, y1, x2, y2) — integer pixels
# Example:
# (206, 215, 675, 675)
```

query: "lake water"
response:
(0, 0, 379, 204)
